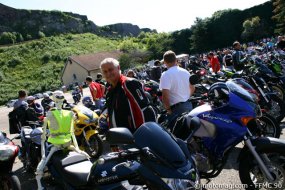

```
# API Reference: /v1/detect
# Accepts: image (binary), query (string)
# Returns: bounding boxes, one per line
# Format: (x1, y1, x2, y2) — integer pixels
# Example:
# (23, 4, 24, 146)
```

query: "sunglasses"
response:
(55, 95, 64, 99)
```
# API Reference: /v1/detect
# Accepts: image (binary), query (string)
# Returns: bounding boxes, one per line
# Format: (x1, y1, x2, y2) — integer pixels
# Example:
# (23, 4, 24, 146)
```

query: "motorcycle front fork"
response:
(244, 136, 274, 181)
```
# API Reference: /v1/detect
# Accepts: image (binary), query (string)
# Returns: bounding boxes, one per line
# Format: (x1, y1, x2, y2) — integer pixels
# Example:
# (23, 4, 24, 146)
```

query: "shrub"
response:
(8, 57, 22, 67)
(38, 31, 46, 38)
(41, 52, 51, 63)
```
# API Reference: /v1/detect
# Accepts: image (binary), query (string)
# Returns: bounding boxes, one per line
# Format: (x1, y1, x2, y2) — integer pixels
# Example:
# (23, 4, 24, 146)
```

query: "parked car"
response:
(33, 93, 43, 99)
(6, 99, 17, 108)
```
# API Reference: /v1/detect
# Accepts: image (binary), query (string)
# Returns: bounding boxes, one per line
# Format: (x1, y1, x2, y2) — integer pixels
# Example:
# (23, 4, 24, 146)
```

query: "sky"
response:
(0, 0, 270, 32)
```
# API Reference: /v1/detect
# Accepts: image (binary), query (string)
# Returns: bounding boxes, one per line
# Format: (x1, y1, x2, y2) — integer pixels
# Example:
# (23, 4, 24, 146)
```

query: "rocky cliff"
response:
(0, 3, 155, 41)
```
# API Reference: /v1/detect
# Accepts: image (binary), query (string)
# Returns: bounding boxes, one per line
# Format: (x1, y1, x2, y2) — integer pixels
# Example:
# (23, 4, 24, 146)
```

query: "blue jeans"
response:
(167, 101, 192, 130)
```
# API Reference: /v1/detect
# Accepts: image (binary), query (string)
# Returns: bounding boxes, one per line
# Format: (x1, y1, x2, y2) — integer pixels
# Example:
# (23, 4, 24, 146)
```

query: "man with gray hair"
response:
(100, 58, 156, 133)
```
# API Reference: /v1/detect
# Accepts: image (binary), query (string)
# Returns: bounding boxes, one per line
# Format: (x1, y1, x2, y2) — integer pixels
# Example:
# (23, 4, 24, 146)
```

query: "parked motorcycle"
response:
(0, 131, 21, 190)
(172, 81, 285, 190)
(72, 90, 81, 105)
(45, 122, 200, 189)
(73, 105, 103, 158)
(19, 121, 43, 173)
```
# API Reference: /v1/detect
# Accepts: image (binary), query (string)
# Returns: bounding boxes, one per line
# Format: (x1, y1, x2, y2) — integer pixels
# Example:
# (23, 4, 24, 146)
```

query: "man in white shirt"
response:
(159, 50, 195, 118)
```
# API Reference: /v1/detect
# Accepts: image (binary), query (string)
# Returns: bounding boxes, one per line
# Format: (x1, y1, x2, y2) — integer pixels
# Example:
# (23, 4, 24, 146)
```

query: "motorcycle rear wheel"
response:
(239, 146, 285, 190)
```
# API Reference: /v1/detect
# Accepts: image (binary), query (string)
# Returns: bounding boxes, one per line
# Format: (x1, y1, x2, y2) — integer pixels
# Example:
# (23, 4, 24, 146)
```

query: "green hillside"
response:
(0, 33, 120, 104)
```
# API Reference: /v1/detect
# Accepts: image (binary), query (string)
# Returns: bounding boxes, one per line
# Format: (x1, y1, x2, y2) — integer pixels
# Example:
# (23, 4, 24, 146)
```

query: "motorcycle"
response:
(0, 131, 21, 190)
(72, 105, 103, 158)
(171, 81, 285, 190)
(72, 90, 81, 105)
(45, 122, 200, 189)
(19, 121, 43, 173)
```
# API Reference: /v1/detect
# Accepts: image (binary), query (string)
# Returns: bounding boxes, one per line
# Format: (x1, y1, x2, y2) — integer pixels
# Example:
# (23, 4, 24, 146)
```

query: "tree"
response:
(272, 0, 285, 34)
(0, 32, 17, 45)
(241, 17, 260, 41)
(189, 18, 210, 53)
(38, 31, 46, 38)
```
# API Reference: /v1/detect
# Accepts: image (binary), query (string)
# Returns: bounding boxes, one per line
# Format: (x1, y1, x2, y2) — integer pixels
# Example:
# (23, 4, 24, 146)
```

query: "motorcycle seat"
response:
(21, 126, 33, 139)
(51, 150, 92, 187)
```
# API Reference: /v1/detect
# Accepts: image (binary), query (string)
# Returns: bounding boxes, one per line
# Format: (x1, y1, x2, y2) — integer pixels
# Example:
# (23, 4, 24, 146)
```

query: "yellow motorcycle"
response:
(72, 105, 103, 158)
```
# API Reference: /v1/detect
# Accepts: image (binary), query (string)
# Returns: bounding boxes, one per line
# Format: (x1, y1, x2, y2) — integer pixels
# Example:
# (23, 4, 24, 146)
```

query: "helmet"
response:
(27, 96, 35, 104)
(43, 93, 49, 98)
(189, 56, 197, 63)
(53, 90, 64, 101)
(53, 90, 65, 108)
(208, 82, 229, 105)
(82, 96, 93, 108)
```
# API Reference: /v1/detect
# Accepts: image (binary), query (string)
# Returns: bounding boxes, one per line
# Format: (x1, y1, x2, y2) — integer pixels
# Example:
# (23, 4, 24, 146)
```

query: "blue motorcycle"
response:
(172, 81, 285, 190)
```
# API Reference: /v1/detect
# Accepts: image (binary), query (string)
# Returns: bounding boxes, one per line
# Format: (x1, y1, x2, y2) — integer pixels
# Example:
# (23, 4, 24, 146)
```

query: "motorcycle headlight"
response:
(162, 178, 200, 190)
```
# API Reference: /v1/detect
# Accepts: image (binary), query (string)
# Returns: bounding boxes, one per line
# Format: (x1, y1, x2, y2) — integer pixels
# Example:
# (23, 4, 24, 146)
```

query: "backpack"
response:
(8, 106, 26, 134)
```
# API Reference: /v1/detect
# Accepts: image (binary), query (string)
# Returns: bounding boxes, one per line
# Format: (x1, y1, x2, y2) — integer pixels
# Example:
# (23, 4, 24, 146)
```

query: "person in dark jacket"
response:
(150, 60, 162, 82)
(232, 41, 247, 71)
(100, 58, 156, 133)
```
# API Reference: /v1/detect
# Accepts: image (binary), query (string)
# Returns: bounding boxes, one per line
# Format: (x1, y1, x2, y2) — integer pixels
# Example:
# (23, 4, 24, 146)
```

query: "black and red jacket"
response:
(106, 75, 156, 133)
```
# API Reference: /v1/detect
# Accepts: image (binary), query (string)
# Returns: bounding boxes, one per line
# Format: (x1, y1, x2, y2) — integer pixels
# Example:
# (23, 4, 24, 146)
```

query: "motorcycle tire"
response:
(271, 84, 285, 102)
(267, 94, 285, 123)
(1, 174, 21, 190)
(85, 134, 103, 159)
(256, 114, 281, 138)
(239, 146, 285, 190)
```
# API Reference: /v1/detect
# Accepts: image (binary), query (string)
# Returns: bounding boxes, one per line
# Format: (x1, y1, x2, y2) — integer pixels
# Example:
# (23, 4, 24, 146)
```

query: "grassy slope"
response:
(0, 33, 120, 104)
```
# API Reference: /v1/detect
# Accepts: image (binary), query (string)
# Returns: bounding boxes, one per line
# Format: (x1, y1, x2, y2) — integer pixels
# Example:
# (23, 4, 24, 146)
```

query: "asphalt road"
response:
(1, 88, 285, 190)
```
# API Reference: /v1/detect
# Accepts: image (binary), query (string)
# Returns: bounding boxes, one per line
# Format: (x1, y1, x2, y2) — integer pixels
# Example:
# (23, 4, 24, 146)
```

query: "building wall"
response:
(90, 69, 101, 80)
(62, 60, 89, 86)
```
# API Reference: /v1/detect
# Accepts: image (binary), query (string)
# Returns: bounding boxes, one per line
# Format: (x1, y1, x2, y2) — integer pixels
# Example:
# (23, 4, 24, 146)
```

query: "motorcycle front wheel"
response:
(85, 134, 103, 159)
(1, 174, 21, 190)
(256, 114, 281, 138)
(239, 146, 285, 190)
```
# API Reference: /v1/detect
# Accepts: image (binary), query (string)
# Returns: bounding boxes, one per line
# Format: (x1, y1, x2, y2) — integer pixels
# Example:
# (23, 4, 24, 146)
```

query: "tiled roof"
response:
(69, 50, 122, 71)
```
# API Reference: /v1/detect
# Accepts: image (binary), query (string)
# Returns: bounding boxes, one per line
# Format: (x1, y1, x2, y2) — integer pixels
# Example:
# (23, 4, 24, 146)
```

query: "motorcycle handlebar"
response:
(99, 148, 141, 164)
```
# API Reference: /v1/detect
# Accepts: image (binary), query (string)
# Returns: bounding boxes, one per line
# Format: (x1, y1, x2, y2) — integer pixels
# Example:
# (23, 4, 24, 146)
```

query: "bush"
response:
(0, 32, 17, 45)
(41, 52, 51, 63)
(8, 57, 22, 67)
(38, 31, 46, 38)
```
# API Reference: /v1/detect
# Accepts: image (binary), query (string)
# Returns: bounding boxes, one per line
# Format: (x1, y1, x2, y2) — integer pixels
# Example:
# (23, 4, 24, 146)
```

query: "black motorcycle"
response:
(45, 122, 200, 190)
(19, 121, 43, 173)
(72, 90, 81, 105)
(0, 131, 21, 190)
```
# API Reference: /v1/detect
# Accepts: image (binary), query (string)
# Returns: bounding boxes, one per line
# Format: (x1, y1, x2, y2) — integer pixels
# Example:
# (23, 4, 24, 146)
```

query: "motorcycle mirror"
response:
(189, 74, 199, 85)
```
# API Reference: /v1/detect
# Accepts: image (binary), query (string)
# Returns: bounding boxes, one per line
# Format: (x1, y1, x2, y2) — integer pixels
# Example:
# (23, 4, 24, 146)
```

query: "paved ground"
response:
(1, 88, 285, 190)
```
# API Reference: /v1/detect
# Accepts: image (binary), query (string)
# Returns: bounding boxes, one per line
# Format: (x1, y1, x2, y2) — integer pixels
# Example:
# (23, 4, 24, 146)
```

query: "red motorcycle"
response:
(0, 131, 21, 190)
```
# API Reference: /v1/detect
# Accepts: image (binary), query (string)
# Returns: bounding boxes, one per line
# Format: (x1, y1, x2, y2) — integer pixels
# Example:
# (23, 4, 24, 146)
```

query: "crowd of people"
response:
(9, 35, 285, 136)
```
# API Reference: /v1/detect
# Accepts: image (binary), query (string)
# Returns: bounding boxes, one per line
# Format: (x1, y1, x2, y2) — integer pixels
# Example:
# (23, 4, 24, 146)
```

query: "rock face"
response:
(0, 3, 96, 37)
(98, 23, 156, 37)
(0, 3, 156, 39)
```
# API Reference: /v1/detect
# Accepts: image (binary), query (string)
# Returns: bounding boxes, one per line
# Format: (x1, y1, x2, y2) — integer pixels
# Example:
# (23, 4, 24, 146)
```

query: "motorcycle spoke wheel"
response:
(239, 149, 285, 190)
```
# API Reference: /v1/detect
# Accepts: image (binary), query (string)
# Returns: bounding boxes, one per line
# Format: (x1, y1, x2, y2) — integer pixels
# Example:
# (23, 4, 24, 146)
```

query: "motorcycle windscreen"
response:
(226, 81, 255, 103)
(134, 122, 187, 168)
(77, 105, 97, 120)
